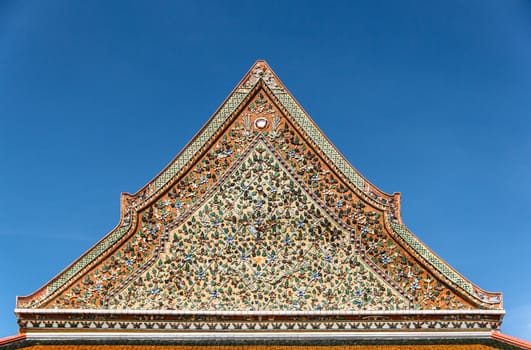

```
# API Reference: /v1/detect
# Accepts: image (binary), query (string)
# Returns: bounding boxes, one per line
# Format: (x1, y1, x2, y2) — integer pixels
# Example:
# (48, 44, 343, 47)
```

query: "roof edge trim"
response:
(390, 222, 502, 305)
(24, 331, 495, 341)
(491, 331, 531, 350)
(15, 308, 506, 316)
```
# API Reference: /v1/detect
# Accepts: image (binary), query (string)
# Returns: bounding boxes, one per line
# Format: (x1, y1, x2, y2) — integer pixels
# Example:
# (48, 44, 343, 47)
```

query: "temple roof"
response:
(2, 333, 531, 350)
(11, 61, 507, 343)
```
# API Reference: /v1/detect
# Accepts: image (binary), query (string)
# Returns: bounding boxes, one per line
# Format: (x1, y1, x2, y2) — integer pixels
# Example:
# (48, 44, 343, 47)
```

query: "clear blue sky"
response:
(1, 0, 530, 340)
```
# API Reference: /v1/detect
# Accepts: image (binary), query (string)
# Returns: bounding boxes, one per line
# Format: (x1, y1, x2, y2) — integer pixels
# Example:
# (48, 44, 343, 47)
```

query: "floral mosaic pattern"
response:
(112, 141, 408, 310)
(266, 116, 471, 309)
(19, 83, 500, 311)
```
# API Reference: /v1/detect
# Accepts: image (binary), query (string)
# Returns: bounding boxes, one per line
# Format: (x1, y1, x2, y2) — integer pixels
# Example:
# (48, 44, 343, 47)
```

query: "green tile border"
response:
(273, 92, 365, 191)
(390, 222, 473, 294)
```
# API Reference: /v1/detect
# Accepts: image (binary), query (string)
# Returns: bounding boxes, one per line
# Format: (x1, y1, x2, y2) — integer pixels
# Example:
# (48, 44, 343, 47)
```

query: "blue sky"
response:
(1, 0, 530, 340)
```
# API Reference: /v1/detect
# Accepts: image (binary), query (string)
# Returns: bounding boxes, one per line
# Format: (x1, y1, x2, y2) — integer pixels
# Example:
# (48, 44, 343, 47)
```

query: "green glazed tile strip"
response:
(152, 92, 247, 194)
(48, 225, 130, 294)
(390, 222, 473, 294)
(273, 92, 365, 191)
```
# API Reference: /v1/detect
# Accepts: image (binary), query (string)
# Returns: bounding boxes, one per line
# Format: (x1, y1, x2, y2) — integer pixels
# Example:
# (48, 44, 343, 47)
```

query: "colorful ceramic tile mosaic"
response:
(16, 61, 502, 323)
(111, 139, 408, 311)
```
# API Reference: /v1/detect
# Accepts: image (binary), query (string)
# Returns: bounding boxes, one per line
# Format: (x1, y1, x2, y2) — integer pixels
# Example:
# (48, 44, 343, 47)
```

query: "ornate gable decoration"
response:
(16, 61, 503, 337)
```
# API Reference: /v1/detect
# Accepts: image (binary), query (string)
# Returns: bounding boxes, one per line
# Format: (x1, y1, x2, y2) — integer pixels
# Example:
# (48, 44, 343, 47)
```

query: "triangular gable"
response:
(15, 61, 503, 335)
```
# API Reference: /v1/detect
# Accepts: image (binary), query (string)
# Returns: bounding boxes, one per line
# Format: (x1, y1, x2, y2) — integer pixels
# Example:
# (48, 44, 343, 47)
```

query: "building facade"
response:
(1, 61, 529, 349)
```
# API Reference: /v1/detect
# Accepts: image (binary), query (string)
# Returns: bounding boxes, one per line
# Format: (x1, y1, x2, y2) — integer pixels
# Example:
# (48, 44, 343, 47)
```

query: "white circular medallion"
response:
(254, 118, 268, 129)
